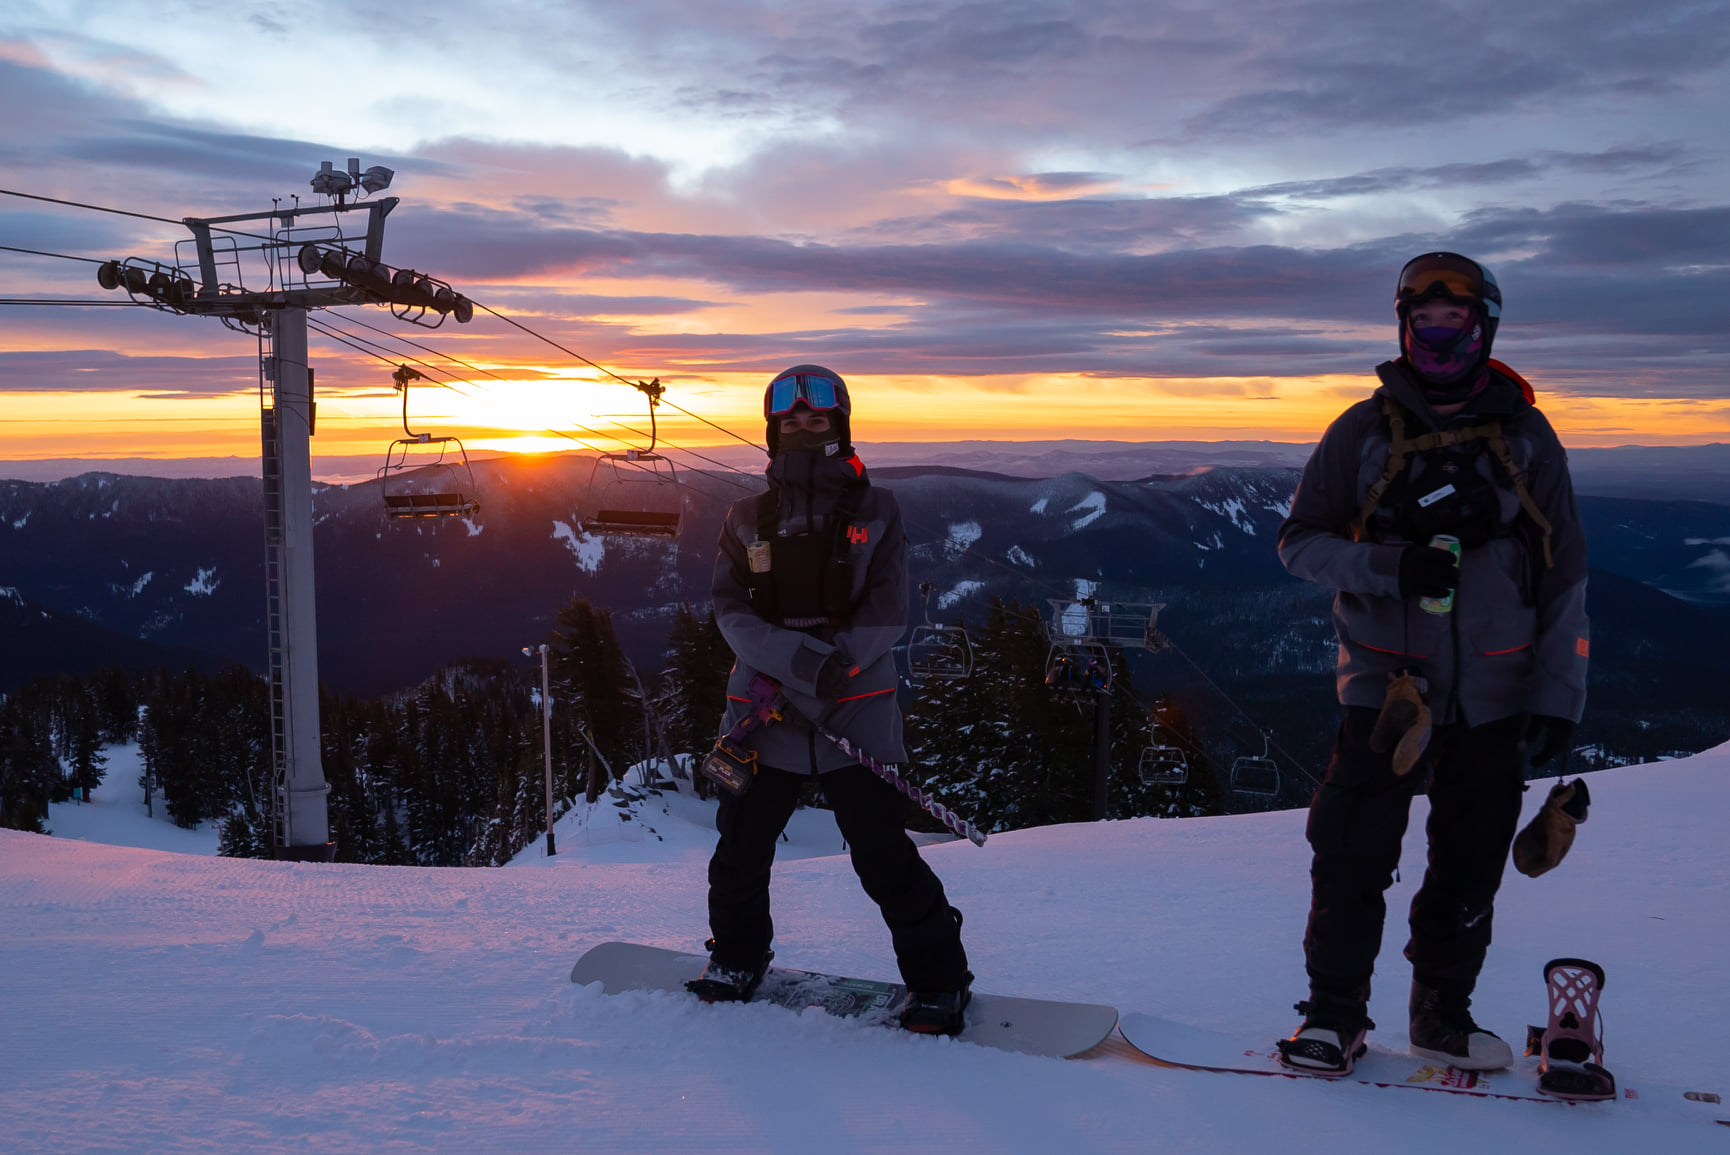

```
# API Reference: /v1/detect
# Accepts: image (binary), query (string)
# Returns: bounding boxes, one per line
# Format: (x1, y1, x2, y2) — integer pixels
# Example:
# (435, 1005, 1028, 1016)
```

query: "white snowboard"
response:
(572, 941, 1118, 1060)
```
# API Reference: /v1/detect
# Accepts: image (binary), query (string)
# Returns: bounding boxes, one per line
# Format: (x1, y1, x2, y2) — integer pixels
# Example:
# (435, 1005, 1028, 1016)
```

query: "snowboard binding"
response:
(1277, 1002, 1372, 1076)
(1525, 957, 1616, 1101)
(899, 972, 974, 1036)
(686, 942, 773, 1004)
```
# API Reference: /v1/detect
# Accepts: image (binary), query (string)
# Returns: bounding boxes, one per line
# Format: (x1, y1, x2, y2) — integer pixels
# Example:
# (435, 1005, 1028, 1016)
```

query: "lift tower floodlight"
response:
(96, 161, 473, 860)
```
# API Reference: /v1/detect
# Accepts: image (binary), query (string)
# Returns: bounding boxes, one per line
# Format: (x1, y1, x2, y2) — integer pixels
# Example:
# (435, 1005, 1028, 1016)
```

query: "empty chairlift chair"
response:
(579, 450, 682, 538)
(378, 365, 480, 521)
(577, 377, 683, 539)
(907, 581, 974, 681)
(1230, 730, 1281, 796)
(1137, 738, 1189, 787)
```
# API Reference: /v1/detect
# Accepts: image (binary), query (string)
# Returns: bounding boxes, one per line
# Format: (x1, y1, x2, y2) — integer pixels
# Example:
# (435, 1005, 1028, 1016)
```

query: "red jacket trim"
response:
(835, 687, 895, 703)
(1359, 640, 1429, 659)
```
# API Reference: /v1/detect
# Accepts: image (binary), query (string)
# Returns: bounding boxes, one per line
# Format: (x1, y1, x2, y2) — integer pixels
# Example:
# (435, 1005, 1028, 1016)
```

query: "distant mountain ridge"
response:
(6, 440, 1730, 502)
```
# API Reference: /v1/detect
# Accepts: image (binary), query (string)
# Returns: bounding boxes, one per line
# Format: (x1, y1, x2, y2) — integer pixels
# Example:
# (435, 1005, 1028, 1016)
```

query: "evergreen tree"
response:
(657, 603, 732, 756)
(0, 695, 57, 832)
(909, 598, 1227, 834)
(549, 597, 644, 781)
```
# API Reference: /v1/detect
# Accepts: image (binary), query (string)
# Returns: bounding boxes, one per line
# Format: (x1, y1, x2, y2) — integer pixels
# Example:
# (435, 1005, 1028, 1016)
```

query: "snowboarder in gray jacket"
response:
(1275, 253, 1589, 1076)
(693, 364, 971, 1033)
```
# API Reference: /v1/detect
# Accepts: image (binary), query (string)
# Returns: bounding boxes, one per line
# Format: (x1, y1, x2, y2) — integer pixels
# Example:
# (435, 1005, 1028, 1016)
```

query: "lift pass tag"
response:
(747, 540, 772, 573)
(1417, 483, 1457, 508)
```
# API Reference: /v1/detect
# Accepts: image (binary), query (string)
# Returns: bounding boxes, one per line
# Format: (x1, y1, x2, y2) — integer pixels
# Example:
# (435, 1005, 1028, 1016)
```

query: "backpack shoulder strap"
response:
(1484, 423, 1555, 569)
(1352, 397, 1414, 541)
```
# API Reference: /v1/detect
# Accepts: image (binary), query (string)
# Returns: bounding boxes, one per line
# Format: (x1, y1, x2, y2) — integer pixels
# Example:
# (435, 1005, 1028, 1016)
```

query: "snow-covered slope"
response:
(4, 749, 1727, 1152)
(38, 743, 221, 856)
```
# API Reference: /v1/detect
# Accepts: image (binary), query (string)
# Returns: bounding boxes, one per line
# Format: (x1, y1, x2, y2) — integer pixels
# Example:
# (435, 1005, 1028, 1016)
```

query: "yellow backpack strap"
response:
(1352, 397, 1410, 540)
(1486, 424, 1555, 569)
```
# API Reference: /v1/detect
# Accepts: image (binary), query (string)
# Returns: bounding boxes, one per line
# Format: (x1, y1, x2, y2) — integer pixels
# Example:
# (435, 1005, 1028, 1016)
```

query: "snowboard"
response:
(1120, 1012, 1580, 1101)
(571, 941, 1118, 1059)
(1119, 1012, 1730, 1122)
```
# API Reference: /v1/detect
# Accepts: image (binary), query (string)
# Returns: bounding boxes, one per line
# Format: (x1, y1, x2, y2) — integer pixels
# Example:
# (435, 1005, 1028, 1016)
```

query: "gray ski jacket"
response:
(1278, 361, 1589, 727)
(712, 451, 908, 773)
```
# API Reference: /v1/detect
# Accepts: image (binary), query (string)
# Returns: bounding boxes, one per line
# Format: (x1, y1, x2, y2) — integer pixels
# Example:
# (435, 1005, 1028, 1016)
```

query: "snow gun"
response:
(699, 673, 989, 848)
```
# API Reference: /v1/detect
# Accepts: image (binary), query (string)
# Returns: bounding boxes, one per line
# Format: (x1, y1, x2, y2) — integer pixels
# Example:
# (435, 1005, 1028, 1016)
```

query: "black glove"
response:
(1398, 545, 1459, 599)
(815, 653, 857, 700)
(1522, 714, 1575, 770)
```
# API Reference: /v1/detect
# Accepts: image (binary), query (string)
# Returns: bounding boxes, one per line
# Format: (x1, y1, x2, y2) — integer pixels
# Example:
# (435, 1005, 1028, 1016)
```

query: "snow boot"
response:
(1527, 958, 1616, 1101)
(1277, 1001, 1372, 1075)
(685, 942, 772, 1003)
(899, 971, 973, 1035)
(1408, 982, 1513, 1070)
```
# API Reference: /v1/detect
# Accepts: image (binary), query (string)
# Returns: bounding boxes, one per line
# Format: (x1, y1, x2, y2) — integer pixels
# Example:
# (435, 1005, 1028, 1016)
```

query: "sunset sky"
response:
(2, 1, 1728, 471)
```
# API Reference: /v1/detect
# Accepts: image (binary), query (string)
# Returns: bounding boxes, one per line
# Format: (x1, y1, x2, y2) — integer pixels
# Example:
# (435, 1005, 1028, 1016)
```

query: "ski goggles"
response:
(768, 372, 843, 415)
(1397, 252, 1495, 306)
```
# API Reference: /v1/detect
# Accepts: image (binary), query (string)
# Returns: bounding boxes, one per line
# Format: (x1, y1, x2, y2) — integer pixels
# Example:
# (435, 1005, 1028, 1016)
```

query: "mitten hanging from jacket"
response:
(1369, 671, 1431, 777)
(1513, 777, 1591, 878)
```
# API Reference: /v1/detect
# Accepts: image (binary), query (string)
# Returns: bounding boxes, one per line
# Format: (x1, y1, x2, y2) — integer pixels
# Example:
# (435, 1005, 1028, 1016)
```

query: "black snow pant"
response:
(1303, 706, 1527, 1024)
(706, 763, 969, 992)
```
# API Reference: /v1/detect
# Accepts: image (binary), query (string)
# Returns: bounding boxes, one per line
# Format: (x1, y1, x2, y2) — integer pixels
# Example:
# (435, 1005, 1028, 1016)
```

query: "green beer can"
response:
(1420, 534, 1462, 615)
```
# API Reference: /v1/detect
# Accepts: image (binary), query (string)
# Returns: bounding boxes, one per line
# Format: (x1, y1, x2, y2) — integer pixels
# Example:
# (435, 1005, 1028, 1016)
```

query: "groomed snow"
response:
(4, 748, 1728, 1152)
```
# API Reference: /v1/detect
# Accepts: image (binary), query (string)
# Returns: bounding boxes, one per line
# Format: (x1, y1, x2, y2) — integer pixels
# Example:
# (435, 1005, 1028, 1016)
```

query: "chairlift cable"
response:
(333, 309, 511, 380)
(307, 318, 619, 460)
(0, 298, 154, 306)
(471, 300, 767, 452)
(0, 186, 278, 243)
(323, 313, 756, 492)
(308, 317, 740, 518)
(0, 243, 106, 264)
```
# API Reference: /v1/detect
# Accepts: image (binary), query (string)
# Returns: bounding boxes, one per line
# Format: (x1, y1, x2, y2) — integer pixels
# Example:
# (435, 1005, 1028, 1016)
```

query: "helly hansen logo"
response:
(846, 526, 869, 544)
(1576, 637, 1590, 658)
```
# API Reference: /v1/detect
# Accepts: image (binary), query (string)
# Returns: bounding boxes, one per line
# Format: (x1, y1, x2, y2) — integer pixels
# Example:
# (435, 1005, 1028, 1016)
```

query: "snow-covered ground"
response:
(39, 743, 221, 856)
(4, 748, 1728, 1152)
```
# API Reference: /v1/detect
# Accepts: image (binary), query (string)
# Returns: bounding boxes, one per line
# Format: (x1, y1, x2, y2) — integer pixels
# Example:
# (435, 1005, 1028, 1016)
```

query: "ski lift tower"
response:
(1045, 596, 1166, 822)
(94, 160, 475, 859)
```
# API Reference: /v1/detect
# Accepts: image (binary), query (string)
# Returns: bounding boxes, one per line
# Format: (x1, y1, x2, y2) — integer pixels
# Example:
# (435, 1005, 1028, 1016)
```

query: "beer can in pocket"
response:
(1419, 534, 1461, 615)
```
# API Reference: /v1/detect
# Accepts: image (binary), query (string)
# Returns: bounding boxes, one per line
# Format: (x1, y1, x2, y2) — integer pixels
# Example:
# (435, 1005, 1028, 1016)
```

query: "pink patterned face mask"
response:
(1404, 315, 1484, 385)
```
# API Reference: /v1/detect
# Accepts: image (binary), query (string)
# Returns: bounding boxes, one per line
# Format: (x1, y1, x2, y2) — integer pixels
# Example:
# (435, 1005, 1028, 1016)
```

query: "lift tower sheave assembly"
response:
(95, 159, 474, 859)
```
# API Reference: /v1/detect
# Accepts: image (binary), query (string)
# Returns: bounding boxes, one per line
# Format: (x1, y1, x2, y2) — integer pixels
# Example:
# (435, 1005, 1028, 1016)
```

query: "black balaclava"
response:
(764, 364, 853, 457)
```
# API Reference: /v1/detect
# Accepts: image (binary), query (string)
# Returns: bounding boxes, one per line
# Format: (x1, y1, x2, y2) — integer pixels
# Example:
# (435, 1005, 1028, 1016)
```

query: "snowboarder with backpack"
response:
(691, 364, 973, 1034)
(1275, 253, 1589, 1075)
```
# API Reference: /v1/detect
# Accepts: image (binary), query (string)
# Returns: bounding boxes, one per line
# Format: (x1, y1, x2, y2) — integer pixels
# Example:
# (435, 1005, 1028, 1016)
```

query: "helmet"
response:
(764, 364, 851, 456)
(1395, 251, 1502, 355)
